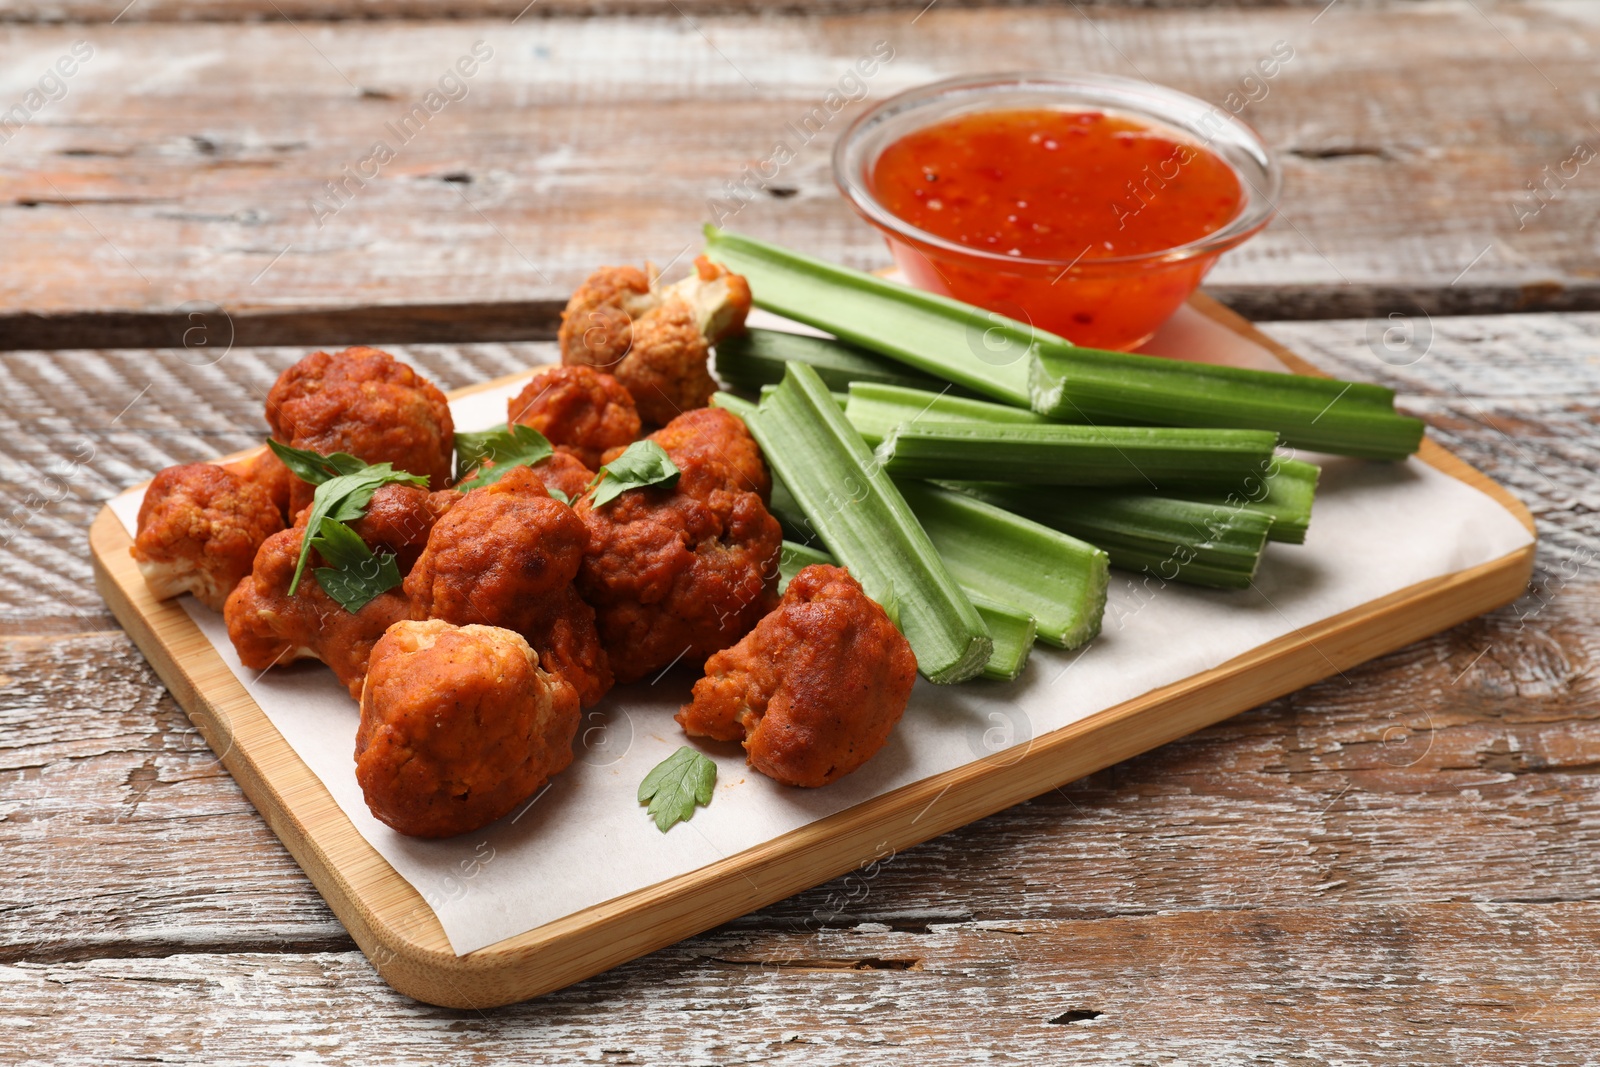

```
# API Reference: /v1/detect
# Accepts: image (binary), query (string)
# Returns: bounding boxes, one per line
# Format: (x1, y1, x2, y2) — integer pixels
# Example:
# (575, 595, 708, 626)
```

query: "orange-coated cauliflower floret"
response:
(559, 256, 751, 426)
(606, 406, 770, 504)
(575, 411, 781, 684)
(405, 465, 612, 707)
(676, 564, 916, 788)
(132, 463, 286, 612)
(222, 448, 294, 523)
(355, 620, 581, 839)
(223, 526, 410, 700)
(508, 364, 642, 471)
(266, 346, 455, 514)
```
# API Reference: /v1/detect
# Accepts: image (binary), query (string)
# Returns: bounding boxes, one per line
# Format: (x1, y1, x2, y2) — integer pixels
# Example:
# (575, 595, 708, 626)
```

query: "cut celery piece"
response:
(877, 421, 1280, 490)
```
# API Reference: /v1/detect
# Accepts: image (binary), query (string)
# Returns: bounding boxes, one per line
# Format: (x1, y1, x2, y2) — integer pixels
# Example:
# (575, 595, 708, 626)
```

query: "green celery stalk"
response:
(703, 225, 1034, 406)
(845, 382, 1051, 446)
(897, 480, 1106, 650)
(777, 540, 1037, 683)
(877, 421, 1280, 490)
(1031, 346, 1424, 461)
(954, 482, 1273, 589)
(704, 227, 1424, 461)
(717, 329, 956, 394)
(1170, 455, 1320, 545)
(743, 365, 992, 684)
(964, 596, 1038, 683)
(758, 384, 848, 411)
(848, 383, 1318, 541)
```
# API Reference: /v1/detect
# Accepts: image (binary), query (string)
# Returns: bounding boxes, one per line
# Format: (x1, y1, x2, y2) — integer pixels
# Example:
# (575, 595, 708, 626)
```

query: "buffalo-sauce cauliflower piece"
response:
(528, 451, 595, 502)
(559, 256, 751, 426)
(355, 620, 581, 838)
(222, 449, 294, 522)
(576, 408, 781, 683)
(223, 526, 410, 700)
(676, 564, 916, 788)
(132, 463, 286, 612)
(605, 406, 771, 503)
(507, 364, 642, 470)
(266, 346, 455, 514)
(405, 465, 612, 707)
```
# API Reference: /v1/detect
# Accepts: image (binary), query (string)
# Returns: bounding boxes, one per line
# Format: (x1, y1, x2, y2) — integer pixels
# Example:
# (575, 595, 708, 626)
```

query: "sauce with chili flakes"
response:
(872, 108, 1243, 261)
(866, 108, 1247, 349)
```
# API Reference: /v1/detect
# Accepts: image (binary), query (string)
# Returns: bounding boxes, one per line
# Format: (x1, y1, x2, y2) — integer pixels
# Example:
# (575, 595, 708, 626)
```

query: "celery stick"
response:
(746, 365, 991, 684)
(1030, 345, 1425, 460)
(777, 540, 1037, 682)
(705, 227, 1424, 461)
(758, 385, 848, 411)
(845, 382, 1051, 446)
(954, 482, 1272, 589)
(897, 481, 1106, 649)
(704, 225, 1034, 406)
(717, 329, 955, 394)
(1171, 455, 1320, 544)
(877, 421, 1280, 489)
(964, 596, 1038, 682)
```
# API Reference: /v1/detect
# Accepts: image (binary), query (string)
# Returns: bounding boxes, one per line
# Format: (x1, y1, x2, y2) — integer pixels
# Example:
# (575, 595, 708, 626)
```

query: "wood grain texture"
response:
(0, 0, 1425, 24)
(3, 2, 1600, 348)
(4, 905, 1598, 1064)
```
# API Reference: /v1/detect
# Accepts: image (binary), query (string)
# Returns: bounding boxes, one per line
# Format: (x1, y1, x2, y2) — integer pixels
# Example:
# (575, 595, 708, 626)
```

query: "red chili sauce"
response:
(869, 109, 1245, 350)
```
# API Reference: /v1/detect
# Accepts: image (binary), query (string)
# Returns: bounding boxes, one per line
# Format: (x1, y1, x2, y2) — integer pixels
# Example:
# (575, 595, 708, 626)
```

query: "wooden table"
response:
(4, 0, 1598, 1060)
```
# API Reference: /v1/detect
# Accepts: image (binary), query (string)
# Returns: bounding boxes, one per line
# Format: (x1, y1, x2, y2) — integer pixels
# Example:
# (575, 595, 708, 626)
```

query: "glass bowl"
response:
(833, 72, 1281, 351)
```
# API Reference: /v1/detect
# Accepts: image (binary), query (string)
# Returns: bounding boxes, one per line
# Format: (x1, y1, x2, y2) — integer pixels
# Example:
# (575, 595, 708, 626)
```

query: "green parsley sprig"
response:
(267, 440, 428, 598)
(589, 440, 680, 507)
(307, 517, 404, 613)
(454, 422, 554, 489)
(638, 746, 717, 832)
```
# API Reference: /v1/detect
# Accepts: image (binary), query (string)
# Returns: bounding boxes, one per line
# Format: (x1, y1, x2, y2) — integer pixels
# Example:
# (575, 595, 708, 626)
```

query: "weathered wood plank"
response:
(5, 905, 1599, 1063)
(0, 0, 1418, 24)
(1, 3, 1598, 347)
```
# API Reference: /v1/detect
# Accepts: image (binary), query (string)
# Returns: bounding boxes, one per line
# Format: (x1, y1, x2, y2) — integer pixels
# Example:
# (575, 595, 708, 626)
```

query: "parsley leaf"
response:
(590, 440, 680, 507)
(267, 439, 369, 485)
(547, 486, 571, 505)
(637, 746, 717, 832)
(455, 423, 555, 490)
(308, 518, 404, 613)
(283, 449, 428, 597)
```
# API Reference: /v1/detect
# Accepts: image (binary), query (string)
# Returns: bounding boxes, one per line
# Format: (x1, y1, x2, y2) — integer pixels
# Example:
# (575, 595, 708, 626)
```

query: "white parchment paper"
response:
(107, 306, 1533, 955)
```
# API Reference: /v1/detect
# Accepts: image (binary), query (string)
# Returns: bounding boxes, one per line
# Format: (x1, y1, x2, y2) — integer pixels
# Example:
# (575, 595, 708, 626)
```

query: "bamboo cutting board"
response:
(88, 294, 1536, 1008)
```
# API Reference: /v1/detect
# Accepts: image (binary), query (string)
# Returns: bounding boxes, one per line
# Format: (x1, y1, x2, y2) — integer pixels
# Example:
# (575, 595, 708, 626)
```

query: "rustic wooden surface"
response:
(4, 0, 1599, 1056)
(3, 1, 1600, 349)
(2, 311, 1598, 1059)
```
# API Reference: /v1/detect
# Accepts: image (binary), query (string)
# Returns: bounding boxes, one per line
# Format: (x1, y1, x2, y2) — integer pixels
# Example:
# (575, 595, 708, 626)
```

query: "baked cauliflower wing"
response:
(266, 345, 455, 514)
(405, 465, 613, 707)
(132, 462, 286, 612)
(559, 256, 751, 426)
(676, 564, 917, 788)
(576, 408, 781, 684)
(355, 620, 581, 838)
(508, 364, 642, 471)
